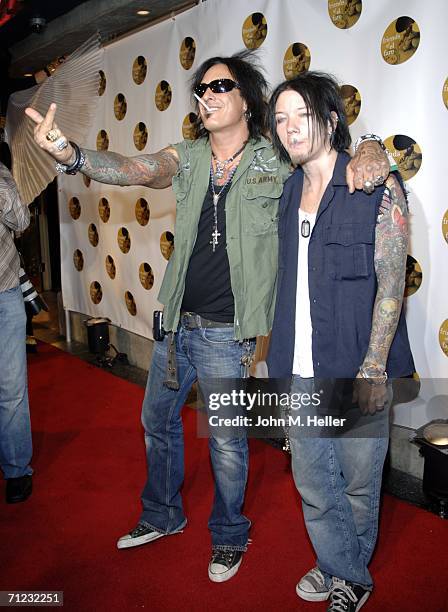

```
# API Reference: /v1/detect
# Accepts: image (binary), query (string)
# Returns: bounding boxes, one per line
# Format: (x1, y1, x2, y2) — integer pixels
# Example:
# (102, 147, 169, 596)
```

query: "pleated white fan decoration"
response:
(6, 35, 104, 205)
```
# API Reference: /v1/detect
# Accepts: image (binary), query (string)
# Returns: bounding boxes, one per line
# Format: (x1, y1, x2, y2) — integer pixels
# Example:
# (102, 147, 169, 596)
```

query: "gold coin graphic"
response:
(73, 249, 84, 271)
(90, 281, 102, 305)
(283, 43, 311, 79)
(381, 16, 420, 65)
(68, 197, 81, 220)
(242, 13, 267, 49)
(384, 135, 422, 181)
(132, 56, 147, 85)
(180, 37, 196, 70)
(328, 0, 362, 29)
(139, 263, 154, 290)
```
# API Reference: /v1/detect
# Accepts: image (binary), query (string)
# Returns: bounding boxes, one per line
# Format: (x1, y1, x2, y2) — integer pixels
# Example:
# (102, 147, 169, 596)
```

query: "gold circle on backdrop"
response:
(114, 93, 127, 120)
(132, 55, 147, 85)
(340, 84, 361, 125)
(384, 135, 422, 180)
(283, 43, 311, 79)
(135, 197, 150, 226)
(98, 197, 110, 223)
(443, 77, 448, 110)
(133, 122, 148, 150)
(88, 223, 99, 247)
(68, 197, 81, 220)
(182, 112, 199, 140)
(90, 281, 102, 305)
(442, 210, 448, 244)
(242, 12, 267, 49)
(83, 175, 91, 188)
(328, 0, 362, 29)
(73, 249, 84, 271)
(381, 16, 420, 65)
(96, 129, 109, 151)
(125, 291, 137, 316)
(155, 81, 172, 111)
(98, 70, 106, 96)
(160, 231, 174, 260)
(180, 37, 196, 70)
(440, 320, 448, 358)
(105, 255, 116, 280)
(117, 227, 131, 254)
(139, 262, 154, 290)
(404, 255, 423, 297)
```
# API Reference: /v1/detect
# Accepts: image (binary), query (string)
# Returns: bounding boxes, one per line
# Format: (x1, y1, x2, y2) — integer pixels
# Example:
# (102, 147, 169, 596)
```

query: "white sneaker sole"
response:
(208, 557, 242, 583)
(117, 527, 184, 550)
(296, 582, 330, 602)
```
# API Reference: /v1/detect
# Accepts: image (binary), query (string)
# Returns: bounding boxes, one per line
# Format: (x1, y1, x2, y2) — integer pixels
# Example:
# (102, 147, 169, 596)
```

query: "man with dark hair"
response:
(267, 72, 414, 610)
(26, 53, 389, 582)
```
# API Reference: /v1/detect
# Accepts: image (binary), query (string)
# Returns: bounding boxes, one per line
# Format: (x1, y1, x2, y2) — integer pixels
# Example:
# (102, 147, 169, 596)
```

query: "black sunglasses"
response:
(194, 78, 240, 98)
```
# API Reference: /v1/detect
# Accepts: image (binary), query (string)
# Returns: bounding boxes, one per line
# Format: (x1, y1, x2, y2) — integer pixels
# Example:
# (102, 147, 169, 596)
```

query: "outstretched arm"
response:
(25, 103, 179, 189)
(355, 174, 409, 413)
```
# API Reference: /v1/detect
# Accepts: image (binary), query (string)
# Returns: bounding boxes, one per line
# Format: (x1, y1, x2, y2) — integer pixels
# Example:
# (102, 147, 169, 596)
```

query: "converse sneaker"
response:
(208, 549, 243, 583)
(328, 578, 371, 612)
(117, 522, 183, 549)
(296, 566, 330, 602)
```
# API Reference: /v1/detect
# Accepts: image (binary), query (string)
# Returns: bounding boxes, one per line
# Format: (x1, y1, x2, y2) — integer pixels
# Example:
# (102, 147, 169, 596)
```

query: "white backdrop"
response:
(58, 0, 448, 425)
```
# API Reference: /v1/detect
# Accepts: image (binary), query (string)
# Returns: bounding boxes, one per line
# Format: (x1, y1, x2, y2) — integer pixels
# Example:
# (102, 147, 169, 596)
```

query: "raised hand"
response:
(346, 140, 390, 194)
(25, 103, 75, 165)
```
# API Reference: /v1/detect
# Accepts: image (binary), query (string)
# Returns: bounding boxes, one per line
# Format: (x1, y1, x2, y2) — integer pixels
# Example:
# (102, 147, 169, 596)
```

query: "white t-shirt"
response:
(292, 209, 317, 378)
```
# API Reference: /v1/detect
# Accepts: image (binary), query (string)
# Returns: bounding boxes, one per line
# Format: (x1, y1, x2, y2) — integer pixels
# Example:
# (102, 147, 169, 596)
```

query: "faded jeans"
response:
(289, 375, 390, 589)
(139, 313, 254, 551)
(0, 285, 33, 479)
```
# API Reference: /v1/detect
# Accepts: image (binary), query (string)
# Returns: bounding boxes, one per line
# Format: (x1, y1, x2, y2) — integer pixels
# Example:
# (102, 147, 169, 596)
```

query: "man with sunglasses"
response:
(26, 52, 389, 582)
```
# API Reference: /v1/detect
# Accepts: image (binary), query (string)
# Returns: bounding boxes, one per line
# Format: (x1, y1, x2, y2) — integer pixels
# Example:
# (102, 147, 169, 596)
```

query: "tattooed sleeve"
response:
(77, 146, 179, 188)
(361, 174, 409, 376)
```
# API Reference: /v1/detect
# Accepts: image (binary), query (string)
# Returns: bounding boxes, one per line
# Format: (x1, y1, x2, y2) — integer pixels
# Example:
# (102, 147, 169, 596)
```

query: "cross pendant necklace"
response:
(210, 194, 221, 252)
(209, 161, 238, 252)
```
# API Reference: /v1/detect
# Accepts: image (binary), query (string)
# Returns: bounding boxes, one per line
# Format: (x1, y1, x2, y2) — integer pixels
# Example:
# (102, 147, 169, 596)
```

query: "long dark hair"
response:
(191, 50, 269, 140)
(268, 71, 351, 163)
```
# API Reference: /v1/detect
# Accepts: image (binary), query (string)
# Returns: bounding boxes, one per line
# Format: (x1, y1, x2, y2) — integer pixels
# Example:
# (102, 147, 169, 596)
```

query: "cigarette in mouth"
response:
(194, 93, 213, 112)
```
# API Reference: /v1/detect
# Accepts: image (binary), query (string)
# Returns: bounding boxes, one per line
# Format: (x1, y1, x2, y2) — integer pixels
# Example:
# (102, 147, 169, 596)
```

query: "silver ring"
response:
(374, 175, 384, 186)
(55, 137, 68, 151)
(46, 129, 59, 142)
(363, 180, 374, 194)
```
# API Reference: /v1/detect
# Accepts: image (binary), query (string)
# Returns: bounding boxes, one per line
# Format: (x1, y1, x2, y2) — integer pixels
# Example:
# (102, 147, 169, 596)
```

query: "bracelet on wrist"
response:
(354, 133, 386, 153)
(55, 141, 85, 175)
(359, 366, 388, 386)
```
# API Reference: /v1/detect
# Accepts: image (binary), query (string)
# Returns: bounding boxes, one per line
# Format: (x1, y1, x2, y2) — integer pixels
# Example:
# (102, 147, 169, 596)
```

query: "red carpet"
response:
(1, 343, 447, 611)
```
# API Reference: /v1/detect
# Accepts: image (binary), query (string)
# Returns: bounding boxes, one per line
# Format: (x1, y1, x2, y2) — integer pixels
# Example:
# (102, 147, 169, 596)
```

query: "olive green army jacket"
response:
(158, 136, 290, 340)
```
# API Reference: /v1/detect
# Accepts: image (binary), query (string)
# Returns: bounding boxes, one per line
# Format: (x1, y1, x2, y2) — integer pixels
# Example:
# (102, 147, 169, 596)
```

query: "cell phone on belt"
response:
(153, 310, 165, 341)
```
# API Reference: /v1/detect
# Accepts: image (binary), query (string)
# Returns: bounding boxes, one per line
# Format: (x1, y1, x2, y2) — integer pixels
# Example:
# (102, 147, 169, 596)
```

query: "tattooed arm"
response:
(355, 174, 409, 413)
(76, 147, 179, 188)
(346, 140, 390, 193)
(25, 103, 179, 188)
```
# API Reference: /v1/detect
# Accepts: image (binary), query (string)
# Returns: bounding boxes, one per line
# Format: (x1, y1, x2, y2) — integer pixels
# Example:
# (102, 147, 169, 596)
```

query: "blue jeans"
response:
(289, 375, 390, 589)
(140, 314, 254, 551)
(0, 285, 33, 479)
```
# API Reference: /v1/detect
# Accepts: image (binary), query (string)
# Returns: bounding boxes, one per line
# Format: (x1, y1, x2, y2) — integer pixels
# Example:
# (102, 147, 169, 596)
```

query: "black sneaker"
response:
(208, 549, 243, 583)
(328, 578, 371, 612)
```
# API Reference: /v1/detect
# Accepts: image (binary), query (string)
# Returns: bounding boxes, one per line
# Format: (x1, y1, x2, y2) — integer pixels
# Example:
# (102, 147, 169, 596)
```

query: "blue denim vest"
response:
(267, 152, 415, 379)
